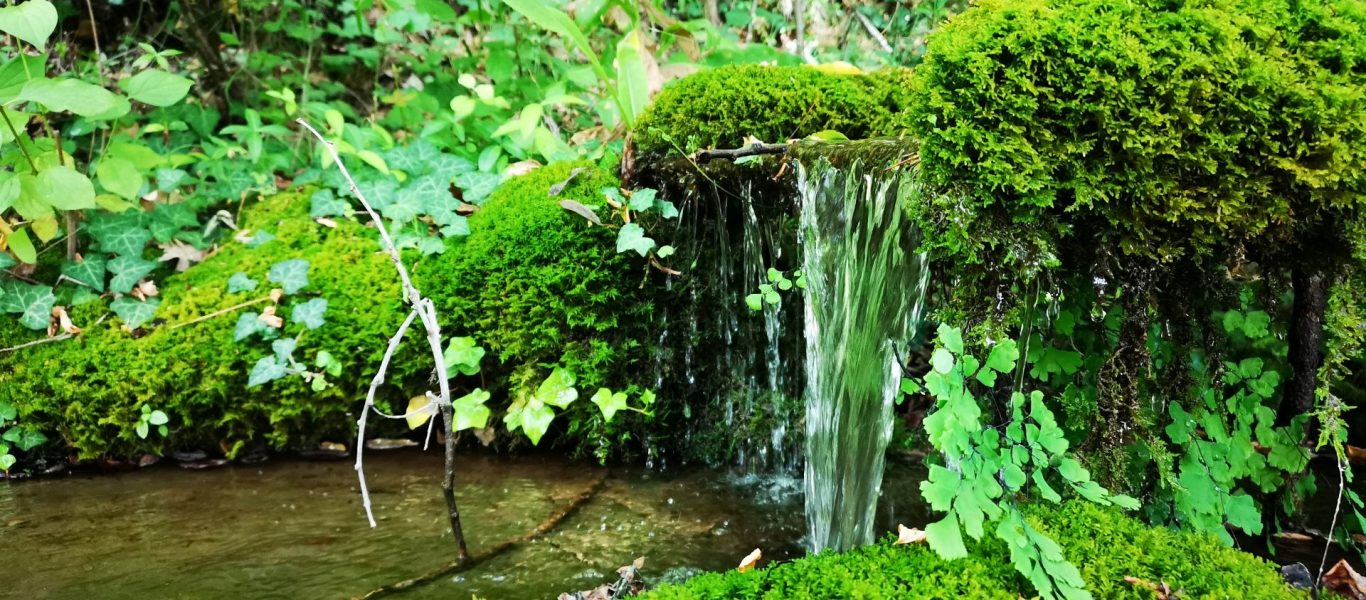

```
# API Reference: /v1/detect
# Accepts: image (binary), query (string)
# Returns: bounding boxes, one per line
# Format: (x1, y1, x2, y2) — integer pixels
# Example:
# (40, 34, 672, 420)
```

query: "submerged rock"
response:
(364, 438, 418, 451)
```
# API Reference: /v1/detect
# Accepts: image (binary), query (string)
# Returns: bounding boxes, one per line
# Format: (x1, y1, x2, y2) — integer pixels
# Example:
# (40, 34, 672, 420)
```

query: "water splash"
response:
(797, 143, 930, 552)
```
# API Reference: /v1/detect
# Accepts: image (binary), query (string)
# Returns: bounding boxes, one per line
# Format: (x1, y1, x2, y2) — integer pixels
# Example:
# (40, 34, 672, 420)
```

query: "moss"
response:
(631, 65, 916, 160)
(417, 161, 657, 453)
(0, 191, 413, 459)
(642, 502, 1302, 600)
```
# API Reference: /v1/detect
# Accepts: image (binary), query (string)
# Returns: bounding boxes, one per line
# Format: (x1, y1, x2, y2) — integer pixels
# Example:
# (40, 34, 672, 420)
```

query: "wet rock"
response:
(98, 457, 134, 472)
(40, 463, 66, 476)
(301, 442, 348, 460)
(240, 450, 270, 465)
(365, 438, 418, 450)
(137, 454, 160, 468)
(179, 459, 229, 470)
(1279, 563, 1313, 590)
(171, 451, 207, 462)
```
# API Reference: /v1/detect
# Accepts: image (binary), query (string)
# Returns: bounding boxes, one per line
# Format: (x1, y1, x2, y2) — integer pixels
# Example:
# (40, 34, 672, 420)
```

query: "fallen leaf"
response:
(234, 229, 254, 244)
(895, 524, 927, 545)
(259, 305, 283, 328)
(1323, 559, 1366, 600)
(1275, 531, 1316, 543)
(738, 548, 761, 572)
(473, 426, 496, 446)
(505, 160, 541, 177)
(559, 200, 602, 226)
(314, 217, 338, 229)
(159, 240, 207, 272)
(269, 288, 284, 303)
(548, 167, 586, 196)
(133, 279, 159, 300)
(456, 201, 479, 215)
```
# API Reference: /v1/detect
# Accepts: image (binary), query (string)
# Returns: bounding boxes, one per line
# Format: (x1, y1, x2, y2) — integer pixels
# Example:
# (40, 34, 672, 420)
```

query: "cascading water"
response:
(796, 142, 930, 552)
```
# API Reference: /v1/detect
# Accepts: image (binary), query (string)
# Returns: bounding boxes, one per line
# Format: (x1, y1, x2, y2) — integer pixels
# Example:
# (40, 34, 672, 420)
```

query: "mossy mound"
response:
(417, 161, 658, 455)
(631, 65, 916, 160)
(0, 191, 413, 459)
(642, 502, 1302, 599)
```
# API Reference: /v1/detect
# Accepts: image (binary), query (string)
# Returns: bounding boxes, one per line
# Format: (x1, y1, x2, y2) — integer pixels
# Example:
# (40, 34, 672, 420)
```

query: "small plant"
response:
(746, 267, 805, 311)
(0, 400, 44, 471)
(135, 404, 170, 440)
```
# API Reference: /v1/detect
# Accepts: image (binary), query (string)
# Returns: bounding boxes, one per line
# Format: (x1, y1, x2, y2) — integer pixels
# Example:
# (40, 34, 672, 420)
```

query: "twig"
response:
(297, 118, 470, 563)
(169, 295, 272, 330)
(855, 11, 894, 54)
(353, 473, 607, 600)
(1320, 448, 1347, 583)
(0, 332, 73, 354)
(694, 142, 789, 162)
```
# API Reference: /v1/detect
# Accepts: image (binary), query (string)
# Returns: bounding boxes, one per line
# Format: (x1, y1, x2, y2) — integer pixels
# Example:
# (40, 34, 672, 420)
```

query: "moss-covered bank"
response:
(642, 502, 1303, 599)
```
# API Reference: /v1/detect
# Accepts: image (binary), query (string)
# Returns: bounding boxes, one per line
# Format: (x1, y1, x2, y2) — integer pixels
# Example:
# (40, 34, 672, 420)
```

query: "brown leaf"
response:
(505, 160, 542, 177)
(894, 524, 927, 545)
(737, 548, 761, 573)
(315, 217, 338, 229)
(473, 426, 496, 446)
(1323, 559, 1366, 600)
(259, 305, 283, 328)
(1124, 576, 1180, 600)
(559, 200, 602, 226)
(269, 288, 284, 303)
(133, 280, 159, 300)
(548, 167, 587, 196)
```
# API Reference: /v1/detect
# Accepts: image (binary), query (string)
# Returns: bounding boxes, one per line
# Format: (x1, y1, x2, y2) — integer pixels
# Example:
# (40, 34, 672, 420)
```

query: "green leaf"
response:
(315, 350, 342, 376)
(931, 348, 955, 374)
(16, 77, 117, 116)
(534, 367, 578, 408)
(7, 228, 35, 264)
(110, 296, 159, 329)
(0, 453, 14, 471)
(936, 324, 964, 354)
(615, 222, 655, 256)
(0, 402, 15, 421)
(925, 514, 968, 559)
(745, 293, 763, 311)
(88, 213, 150, 256)
(96, 157, 143, 200)
(655, 199, 679, 219)
(7, 282, 53, 330)
(656, 245, 675, 258)
(309, 188, 348, 218)
(271, 337, 296, 363)
(290, 298, 328, 330)
(118, 69, 193, 107)
(234, 312, 266, 341)
(107, 255, 156, 294)
(627, 187, 656, 212)
(147, 410, 168, 426)
(441, 336, 486, 377)
(452, 389, 492, 431)
(227, 272, 257, 294)
(504, 397, 556, 445)
(0, 0, 56, 50)
(267, 259, 309, 294)
(135, 422, 149, 439)
(38, 166, 96, 210)
(61, 255, 106, 292)
(499, 0, 609, 101)
(615, 30, 650, 125)
(5, 426, 45, 451)
(984, 339, 1020, 374)
(0, 54, 45, 102)
(247, 357, 288, 387)
(591, 388, 629, 423)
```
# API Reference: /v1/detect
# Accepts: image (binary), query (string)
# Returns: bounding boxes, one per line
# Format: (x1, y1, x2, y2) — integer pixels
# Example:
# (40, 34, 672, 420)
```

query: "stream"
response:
(0, 450, 929, 599)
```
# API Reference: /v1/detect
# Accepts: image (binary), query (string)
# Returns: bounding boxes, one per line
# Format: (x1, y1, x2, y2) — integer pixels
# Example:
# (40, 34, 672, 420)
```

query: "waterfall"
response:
(796, 142, 930, 552)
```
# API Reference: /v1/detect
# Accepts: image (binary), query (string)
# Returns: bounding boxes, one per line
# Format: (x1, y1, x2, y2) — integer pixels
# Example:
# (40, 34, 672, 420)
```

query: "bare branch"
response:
(694, 142, 789, 163)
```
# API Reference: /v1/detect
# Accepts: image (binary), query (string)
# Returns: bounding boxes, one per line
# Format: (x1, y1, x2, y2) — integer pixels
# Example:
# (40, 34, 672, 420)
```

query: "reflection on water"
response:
(2, 452, 925, 599)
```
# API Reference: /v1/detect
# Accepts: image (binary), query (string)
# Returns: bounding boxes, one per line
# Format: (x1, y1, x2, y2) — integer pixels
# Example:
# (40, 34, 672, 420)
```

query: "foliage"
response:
(910, 0, 1366, 267)
(0, 399, 44, 471)
(641, 502, 1302, 600)
(745, 267, 805, 311)
(915, 324, 1137, 599)
(631, 64, 916, 159)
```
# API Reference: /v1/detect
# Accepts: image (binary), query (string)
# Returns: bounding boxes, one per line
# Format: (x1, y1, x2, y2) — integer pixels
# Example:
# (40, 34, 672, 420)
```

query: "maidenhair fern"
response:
(913, 324, 1137, 600)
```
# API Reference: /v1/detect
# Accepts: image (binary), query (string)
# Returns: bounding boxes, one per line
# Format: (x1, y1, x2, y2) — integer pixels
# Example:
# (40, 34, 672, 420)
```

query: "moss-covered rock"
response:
(417, 161, 658, 455)
(0, 191, 413, 459)
(642, 502, 1302, 599)
(631, 65, 916, 160)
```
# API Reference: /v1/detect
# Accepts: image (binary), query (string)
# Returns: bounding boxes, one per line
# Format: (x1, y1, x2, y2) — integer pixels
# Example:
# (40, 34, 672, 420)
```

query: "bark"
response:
(1279, 264, 1330, 425)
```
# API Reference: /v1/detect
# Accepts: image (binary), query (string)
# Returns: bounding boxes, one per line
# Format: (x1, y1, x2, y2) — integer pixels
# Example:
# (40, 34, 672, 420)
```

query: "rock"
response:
(301, 442, 348, 460)
(171, 450, 207, 462)
(240, 450, 270, 464)
(1279, 563, 1313, 590)
(178, 459, 228, 470)
(365, 438, 419, 450)
(137, 454, 160, 468)
(40, 463, 66, 476)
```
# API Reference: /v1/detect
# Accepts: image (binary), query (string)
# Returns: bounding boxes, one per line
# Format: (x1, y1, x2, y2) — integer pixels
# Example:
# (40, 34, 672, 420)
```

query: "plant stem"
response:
(1, 107, 38, 174)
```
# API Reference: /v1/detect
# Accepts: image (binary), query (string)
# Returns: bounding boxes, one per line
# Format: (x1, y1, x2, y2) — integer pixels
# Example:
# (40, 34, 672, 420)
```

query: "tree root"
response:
(352, 473, 608, 600)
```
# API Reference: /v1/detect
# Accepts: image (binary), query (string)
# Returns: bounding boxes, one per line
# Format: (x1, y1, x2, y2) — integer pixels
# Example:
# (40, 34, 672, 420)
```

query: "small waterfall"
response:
(797, 143, 930, 552)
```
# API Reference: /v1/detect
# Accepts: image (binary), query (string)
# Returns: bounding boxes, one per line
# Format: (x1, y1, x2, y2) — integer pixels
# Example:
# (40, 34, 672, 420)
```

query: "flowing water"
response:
(796, 142, 930, 553)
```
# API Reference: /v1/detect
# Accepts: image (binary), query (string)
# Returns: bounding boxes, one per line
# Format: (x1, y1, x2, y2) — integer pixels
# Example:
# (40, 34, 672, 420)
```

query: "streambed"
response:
(0, 451, 928, 599)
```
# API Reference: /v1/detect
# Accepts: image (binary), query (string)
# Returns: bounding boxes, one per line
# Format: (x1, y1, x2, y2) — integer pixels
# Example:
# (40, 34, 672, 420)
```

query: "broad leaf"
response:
(247, 357, 288, 387)
(925, 514, 968, 559)
(0, 0, 56, 50)
(441, 336, 485, 376)
(96, 157, 143, 200)
(590, 388, 629, 423)
(107, 255, 156, 294)
(267, 259, 309, 294)
(37, 166, 96, 210)
(615, 222, 655, 256)
(290, 298, 328, 329)
(16, 77, 117, 116)
(452, 389, 492, 431)
(110, 296, 159, 330)
(227, 272, 258, 293)
(533, 367, 577, 408)
(118, 69, 193, 107)
(615, 30, 650, 125)
(61, 255, 106, 292)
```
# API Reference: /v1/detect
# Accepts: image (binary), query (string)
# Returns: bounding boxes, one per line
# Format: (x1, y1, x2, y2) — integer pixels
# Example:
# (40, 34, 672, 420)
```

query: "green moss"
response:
(417, 161, 657, 451)
(642, 502, 1302, 600)
(632, 65, 916, 160)
(0, 191, 412, 458)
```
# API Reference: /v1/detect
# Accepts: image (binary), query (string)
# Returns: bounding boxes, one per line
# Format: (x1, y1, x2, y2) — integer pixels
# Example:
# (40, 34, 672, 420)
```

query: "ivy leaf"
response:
(107, 255, 157, 294)
(234, 312, 266, 341)
(4, 426, 45, 451)
(315, 350, 342, 376)
(227, 272, 257, 293)
(441, 336, 485, 376)
(503, 397, 556, 445)
(615, 223, 655, 256)
(271, 338, 297, 362)
(13, 284, 54, 330)
(290, 298, 328, 330)
(984, 339, 1019, 374)
(452, 389, 492, 431)
(744, 293, 763, 311)
(309, 188, 348, 218)
(88, 212, 151, 256)
(247, 357, 288, 387)
(628, 188, 656, 212)
(924, 514, 968, 559)
(654, 199, 679, 219)
(591, 388, 629, 423)
(110, 296, 159, 330)
(454, 171, 502, 204)
(118, 69, 193, 107)
(267, 259, 309, 294)
(533, 367, 578, 408)
(61, 255, 106, 292)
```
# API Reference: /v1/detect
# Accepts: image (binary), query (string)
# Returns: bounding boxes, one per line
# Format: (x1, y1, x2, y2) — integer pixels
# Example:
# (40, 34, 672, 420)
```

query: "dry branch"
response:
(694, 142, 789, 162)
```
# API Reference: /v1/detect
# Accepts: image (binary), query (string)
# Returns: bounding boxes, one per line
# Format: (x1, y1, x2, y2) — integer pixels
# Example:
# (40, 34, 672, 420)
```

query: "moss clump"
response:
(0, 191, 412, 459)
(418, 161, 656, 442)
(631, 65, 916, 160)
(642, 502, 1302, 599)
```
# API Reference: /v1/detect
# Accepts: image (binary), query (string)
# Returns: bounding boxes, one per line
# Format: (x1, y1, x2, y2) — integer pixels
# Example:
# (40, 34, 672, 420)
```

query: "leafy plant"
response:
(745, 267, 805, 311)
(0, 399, 43, 471)
(134, 404, 170, 440)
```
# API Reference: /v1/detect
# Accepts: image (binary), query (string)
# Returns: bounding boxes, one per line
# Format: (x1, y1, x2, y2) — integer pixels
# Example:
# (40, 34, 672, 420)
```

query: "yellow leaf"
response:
(737, 548, 762, 572)
(894, 524, 927, 545)
(812, 61, 862, 76)
(405, 394, 436, 430)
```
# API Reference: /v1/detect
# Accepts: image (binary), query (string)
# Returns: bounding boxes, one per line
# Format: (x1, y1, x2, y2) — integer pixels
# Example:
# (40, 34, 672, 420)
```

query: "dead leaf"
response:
(269, 288, 284, 303)
(894, 524, 927, 545)
(1123, 576, 1180, 599)
(405, 394, 436, 430)
(1347, 445, 1366, 465)
(1275, 531, 1316, 543)
(1323, 559, 1366, 600)
(234, 229, 254, 244)
(259, 305, 283, 328)
(559, 200, 603, 226)
(570, 126, 608, 147)
(315, 217, 338, 229)
(456, 201, 479, 215)
(133, 280, 159, 300)
(548, 167, 587, 196)
(49, 306, 80, 336)
(473, 426, 496, 446)
(738, 548, 761, 572)
(505, 160, 542, 177)
(158, 241, 206, 272)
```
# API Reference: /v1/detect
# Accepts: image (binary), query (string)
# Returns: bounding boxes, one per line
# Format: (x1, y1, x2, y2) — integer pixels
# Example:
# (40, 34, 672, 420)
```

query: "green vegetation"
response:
(632, 65, 916, 160)
(643, 502, 1302, 600)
